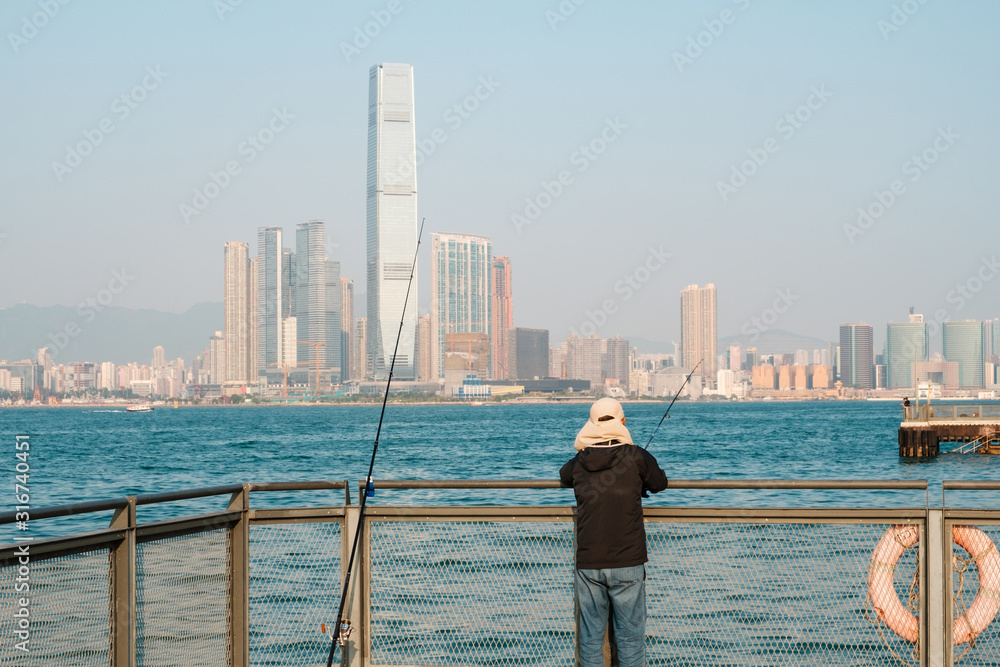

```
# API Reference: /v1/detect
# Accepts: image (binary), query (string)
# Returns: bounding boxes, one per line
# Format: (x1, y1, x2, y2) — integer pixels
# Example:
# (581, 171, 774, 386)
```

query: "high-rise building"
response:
(249, 256, 258, 379)
(943, 321, 985, 388)
(417, 314, 431, 381)
(223, 241, 252, 385)
(491, 256, 513, 380)
(282, 317, 297, 368)
(367, 62, 418, 381)
(325, 260, 342, 383)
(257, 227, 284, 373)
(152, 346, 165, 369)
(508, 328, 549, 380)
(745, 347, 758, 371)
(566, 334, 603, 385)
(282, 249, 295, 319)
(550, 343, 566, 379)
(728, 345, 741, 371)
(354, 316, 368, 380)
(839, 323, 874, 389)
(296, 221, 327, 372)
(341, 277, 354, 381)
(680, 283, 717, 382)
(430, 233, 493, 379)
(886, 315, 929, 389)
(209, 331, 225, 385)
(603, 335, 630, 392)
(984, 318, 1000, 361)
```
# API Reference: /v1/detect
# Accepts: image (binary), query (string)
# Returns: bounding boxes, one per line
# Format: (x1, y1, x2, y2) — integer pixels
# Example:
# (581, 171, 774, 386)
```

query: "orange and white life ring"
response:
(867, 524, 1000, 645)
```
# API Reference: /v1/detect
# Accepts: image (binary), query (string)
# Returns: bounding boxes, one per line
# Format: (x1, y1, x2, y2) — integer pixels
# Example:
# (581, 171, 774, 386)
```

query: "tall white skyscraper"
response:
(367, 62, 418, 380)
(257, 227, 284, 373)
(430, 233, 492, 379)
(296, 220, 327, 371)
(680, 283, 717, 381)
(223, 241, 251, 385)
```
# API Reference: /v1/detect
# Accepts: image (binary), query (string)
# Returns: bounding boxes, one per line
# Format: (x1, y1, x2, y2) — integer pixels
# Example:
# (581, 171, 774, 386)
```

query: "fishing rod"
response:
(325, 217, 425, 667)
(644, 359, 702, 450)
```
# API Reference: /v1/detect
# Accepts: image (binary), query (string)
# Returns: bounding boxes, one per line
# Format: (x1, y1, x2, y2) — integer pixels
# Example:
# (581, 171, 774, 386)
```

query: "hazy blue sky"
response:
(2, 0, 997, 350)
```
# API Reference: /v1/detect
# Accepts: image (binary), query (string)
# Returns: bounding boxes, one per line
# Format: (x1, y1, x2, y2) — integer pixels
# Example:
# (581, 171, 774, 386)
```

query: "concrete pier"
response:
(898, 404, 1000, 457)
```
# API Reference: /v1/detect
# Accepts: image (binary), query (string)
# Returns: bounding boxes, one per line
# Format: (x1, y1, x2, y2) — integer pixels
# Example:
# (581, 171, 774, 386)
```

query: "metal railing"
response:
(4, 479, 1000, 666)
(904, 405, 1000, 422)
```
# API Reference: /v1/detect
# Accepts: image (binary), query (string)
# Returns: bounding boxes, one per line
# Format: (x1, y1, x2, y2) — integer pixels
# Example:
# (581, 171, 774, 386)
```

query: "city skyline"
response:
(4, 3, 998, 353)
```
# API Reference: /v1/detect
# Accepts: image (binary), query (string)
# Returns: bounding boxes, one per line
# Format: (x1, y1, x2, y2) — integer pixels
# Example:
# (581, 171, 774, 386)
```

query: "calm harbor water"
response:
(4, 401, 1000, 666)
(3, 400, 1000, 523)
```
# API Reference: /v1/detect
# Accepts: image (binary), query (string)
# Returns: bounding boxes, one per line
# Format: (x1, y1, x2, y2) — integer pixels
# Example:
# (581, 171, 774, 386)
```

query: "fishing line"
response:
(644, 359, 702, 450)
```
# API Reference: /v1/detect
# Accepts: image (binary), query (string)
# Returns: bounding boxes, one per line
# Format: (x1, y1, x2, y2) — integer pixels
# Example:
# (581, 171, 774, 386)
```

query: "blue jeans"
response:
(575, 565, 646, 667)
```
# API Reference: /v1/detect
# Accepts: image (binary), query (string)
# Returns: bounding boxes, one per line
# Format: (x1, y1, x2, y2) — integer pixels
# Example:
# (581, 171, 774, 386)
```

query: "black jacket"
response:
(560, 443, 668, 569)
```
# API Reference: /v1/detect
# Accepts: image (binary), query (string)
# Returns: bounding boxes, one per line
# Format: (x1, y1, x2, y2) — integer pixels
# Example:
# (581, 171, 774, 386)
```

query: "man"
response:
(560, 397, 669, 667)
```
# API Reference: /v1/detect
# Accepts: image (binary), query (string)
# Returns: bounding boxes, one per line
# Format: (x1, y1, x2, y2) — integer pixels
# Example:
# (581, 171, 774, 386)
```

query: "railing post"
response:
(341, 504, 365, 667)
(109, 496, 135, 667)
(927, 509, 945, 667)
(229, 484, 250, 667)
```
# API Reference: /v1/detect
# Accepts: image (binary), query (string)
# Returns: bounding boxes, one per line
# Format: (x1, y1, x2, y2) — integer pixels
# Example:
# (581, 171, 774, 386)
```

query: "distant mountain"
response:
(0, 303, 223, 366)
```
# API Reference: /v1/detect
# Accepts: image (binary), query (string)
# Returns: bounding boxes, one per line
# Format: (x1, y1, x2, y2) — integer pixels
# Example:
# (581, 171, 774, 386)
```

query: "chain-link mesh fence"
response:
(248, 520, 342, 666)
(950, 522, 1000, 666)
(136, 529, 231, 667)
(644, 520, 922, 667)
(368, 519, 575, 666)
(0, 549, 112, 666)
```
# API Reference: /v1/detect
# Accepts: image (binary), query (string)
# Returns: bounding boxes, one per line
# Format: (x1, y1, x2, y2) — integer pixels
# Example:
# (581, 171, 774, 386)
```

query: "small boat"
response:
(470, 401, 485, 406)
(126, 404, 153, 412)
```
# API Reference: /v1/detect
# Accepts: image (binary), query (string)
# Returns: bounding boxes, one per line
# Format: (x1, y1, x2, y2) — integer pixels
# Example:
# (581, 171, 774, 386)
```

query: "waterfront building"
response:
(367, 62, 419, 381)
(508, 328, 549, 380)
(550, 343, 566, 379)
(915, 360, 960, 389)
(752, 365, 776, 390)
(152, 346, 165, 369)
(296, 221, 327, 372)
(886, 314, 929, 389)
(812, 365, 833, 389)
(341, 277, 354, 381)
(282, 317, 297, 368)
(257, 227, 284, 373)
(728, 345, 742, 371)
(209, 331, 225, 385)
(417, 314, 431, 382)
(680, 283, 717, 383)
(249, 257, 258, 380)
(983, 318, 999, 365)
(491, 257, 513, 380)
(354, 317, 368, 380)
(603, 335, 630, 392)
(223, 242, 252, 385)
(444, 332, 491, 379)
(99, 361, 117, 391)
(566, 334, 603, 385)
(777, 365, 794, 390)
(839, 324, 873, 389)
(282, 249, 295, 319)
(745, 347, 758, 371)
(430, 233, 493, 379)
(325, 260, 342, 383)
(943, 321, 985, 388)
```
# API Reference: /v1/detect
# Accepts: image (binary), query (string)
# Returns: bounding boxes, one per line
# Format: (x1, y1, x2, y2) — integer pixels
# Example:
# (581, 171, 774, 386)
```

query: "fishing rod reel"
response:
(321, 619, 353, 648)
